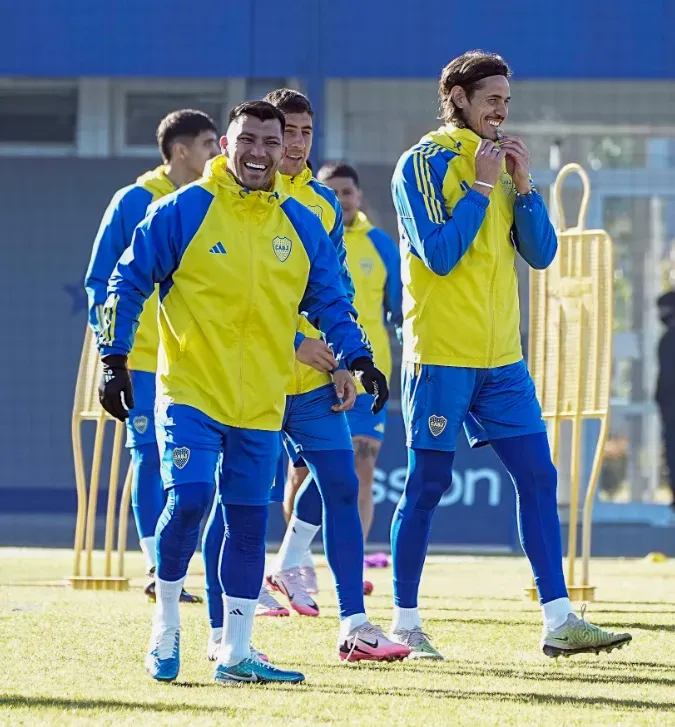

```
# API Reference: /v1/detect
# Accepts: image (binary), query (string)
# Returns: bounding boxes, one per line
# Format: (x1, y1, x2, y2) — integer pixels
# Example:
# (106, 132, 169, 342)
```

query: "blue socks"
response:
(156, 482, 212, 582)
(391, 448, 455, 607)
(130, 444, 165, 539)
(391, 433, 567, 608)
(219, 504, 268, 600)
(301, 449, 365, 619)
(491, 433, 567, 604)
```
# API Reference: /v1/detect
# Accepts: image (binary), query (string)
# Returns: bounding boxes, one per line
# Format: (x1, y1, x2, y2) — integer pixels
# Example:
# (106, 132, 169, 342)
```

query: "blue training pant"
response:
(391, 433, 567, 607)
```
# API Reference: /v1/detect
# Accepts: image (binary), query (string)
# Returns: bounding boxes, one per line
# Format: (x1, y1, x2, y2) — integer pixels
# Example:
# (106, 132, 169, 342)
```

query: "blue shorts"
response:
(125, 369, 157, 449)
(402, 360, 546, 452)
(282, 384, 353, 458)
(346, 393, 387, 442)
(269, 439, 287, 503)
(156, 403, 281, 506)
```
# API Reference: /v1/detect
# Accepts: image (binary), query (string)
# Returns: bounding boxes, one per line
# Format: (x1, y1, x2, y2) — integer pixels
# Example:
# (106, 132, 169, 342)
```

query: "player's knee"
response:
(416, 478, 452, 510)
(320, 465, 359, 510)
(515, 458, 558, 500)
(170, 482, 212, 528)
(224, 504, 268, 557)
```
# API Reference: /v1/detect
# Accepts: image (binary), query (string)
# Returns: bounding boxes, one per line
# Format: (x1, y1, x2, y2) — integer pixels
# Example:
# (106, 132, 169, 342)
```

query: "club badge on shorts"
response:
(428, 415, 447, 437)
(132, 415, 149, 435)
(172, 447, 191, 469)
(272, 236, 292, 262)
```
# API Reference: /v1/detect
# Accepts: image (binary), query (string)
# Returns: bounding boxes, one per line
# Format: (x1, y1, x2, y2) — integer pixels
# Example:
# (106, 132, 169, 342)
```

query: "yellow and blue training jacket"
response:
(391, 124, 557, 369)
(99, 155, 371, 432)
(85, 167, 176, 373)
(345, 210, 402, 382)
(282, 166, 355, 396)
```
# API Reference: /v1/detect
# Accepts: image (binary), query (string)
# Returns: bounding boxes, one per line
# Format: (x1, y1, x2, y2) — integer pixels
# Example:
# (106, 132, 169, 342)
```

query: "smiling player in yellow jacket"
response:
(387, 50, 631, 662)
(97, 101, 390, 686)
(201, 90, 410, 665)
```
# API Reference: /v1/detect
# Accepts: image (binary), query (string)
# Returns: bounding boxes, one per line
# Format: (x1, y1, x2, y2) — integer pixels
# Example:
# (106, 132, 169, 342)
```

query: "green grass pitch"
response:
(1, 548, 674, 726)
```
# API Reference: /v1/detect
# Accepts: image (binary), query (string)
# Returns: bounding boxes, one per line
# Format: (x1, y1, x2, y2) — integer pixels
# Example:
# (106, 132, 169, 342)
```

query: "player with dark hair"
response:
(389, 50, 632, 660)
(270, 160, 401, 589)
(85, 109, 219, 602)
(201, 90, 410, 665)
(97, 99, 391, 685)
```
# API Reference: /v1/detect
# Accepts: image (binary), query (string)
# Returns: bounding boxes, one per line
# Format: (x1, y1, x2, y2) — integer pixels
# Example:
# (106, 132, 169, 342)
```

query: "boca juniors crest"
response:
(428, 415, 448, 437)
(307, 204, 323, 221)
(273, 236, 292, 262)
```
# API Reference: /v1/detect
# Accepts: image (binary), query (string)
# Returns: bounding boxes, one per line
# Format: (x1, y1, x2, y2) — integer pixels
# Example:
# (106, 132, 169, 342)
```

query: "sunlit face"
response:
(220, 115, 284, 191)
(173, 130, 220, 180)
(321, 175, 361, 227)
(451, 75, 510, 141)
(280, 111, 313, 177)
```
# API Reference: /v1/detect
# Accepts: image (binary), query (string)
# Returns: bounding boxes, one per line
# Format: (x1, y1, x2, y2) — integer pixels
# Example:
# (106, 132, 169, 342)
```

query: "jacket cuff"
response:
(464, 188, 490, 209)
(294, 332, 306, 351)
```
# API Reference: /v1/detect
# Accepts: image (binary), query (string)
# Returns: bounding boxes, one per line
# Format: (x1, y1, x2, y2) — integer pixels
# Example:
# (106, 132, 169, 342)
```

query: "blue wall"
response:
(0, 0, 670, 80)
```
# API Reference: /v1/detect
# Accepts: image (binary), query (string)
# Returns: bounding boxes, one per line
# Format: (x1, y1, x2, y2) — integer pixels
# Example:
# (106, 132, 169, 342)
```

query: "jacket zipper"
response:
(238, 206, 256, 424)
(487, 208, 500, 367)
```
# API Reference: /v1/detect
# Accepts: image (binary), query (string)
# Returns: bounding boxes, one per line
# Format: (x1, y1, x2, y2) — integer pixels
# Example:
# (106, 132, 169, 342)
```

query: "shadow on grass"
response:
(303, 656, 675, 688)
(304, 682, 675, 710)
(0, 694, 235, 714)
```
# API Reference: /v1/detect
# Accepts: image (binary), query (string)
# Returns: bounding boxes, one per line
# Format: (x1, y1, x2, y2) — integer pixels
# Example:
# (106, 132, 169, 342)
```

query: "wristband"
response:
(474, 181, 494, 189)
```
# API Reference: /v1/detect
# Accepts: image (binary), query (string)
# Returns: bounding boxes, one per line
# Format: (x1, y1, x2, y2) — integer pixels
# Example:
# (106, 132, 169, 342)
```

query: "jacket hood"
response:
(205, 154, 286, 202)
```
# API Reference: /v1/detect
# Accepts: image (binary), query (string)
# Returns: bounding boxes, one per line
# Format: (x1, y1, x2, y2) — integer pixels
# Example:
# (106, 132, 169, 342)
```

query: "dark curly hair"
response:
(439, 50, 512, 126)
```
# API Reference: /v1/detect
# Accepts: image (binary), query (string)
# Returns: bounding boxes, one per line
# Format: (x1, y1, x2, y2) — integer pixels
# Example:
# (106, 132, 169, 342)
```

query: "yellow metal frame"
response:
(524, 163, 614, 602)
(67, 326, 132, 591)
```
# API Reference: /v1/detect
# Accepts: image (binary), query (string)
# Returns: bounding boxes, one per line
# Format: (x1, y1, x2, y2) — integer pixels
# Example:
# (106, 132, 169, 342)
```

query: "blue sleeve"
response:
(98, 199, 185, 357)
(368, 228, 403, 330)
(294, 332, 305, 350)
(84, 186, 152, 333)
(391, 148, 489, 277)
(512, 191, 558, 270)
(284, 199, 372, 367)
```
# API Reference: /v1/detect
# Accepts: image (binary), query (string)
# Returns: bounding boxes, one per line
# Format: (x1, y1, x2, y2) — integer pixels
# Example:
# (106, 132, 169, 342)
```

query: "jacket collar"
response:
(136, 166, 177, 197)
(347, 210, 373, 235)
(281, 165, 313, 192)
(421, 124, 483, 157)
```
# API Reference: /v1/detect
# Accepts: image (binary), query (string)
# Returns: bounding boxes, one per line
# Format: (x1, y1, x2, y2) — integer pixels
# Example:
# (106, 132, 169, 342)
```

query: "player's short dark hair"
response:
(156, 109, 218, 163)
(263, 88, 314, 118)
(439, 50, 512, 125)
(227, 100, 286, 133)
(317, 161, 359, 188)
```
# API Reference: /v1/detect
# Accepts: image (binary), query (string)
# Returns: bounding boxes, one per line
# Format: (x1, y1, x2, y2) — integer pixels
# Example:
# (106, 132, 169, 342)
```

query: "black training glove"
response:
(98, 354, 134, 422)
(349, 356, 389, 414)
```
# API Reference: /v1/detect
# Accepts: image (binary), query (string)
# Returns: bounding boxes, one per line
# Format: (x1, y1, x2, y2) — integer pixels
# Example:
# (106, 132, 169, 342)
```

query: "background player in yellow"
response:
(269, 160, 403, 598)
(317, 162, 402, 540)
(84, 110, 219, 602)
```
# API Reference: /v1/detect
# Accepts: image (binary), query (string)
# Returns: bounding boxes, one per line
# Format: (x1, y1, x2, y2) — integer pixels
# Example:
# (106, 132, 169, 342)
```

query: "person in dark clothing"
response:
(656, 291, 675, 509)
